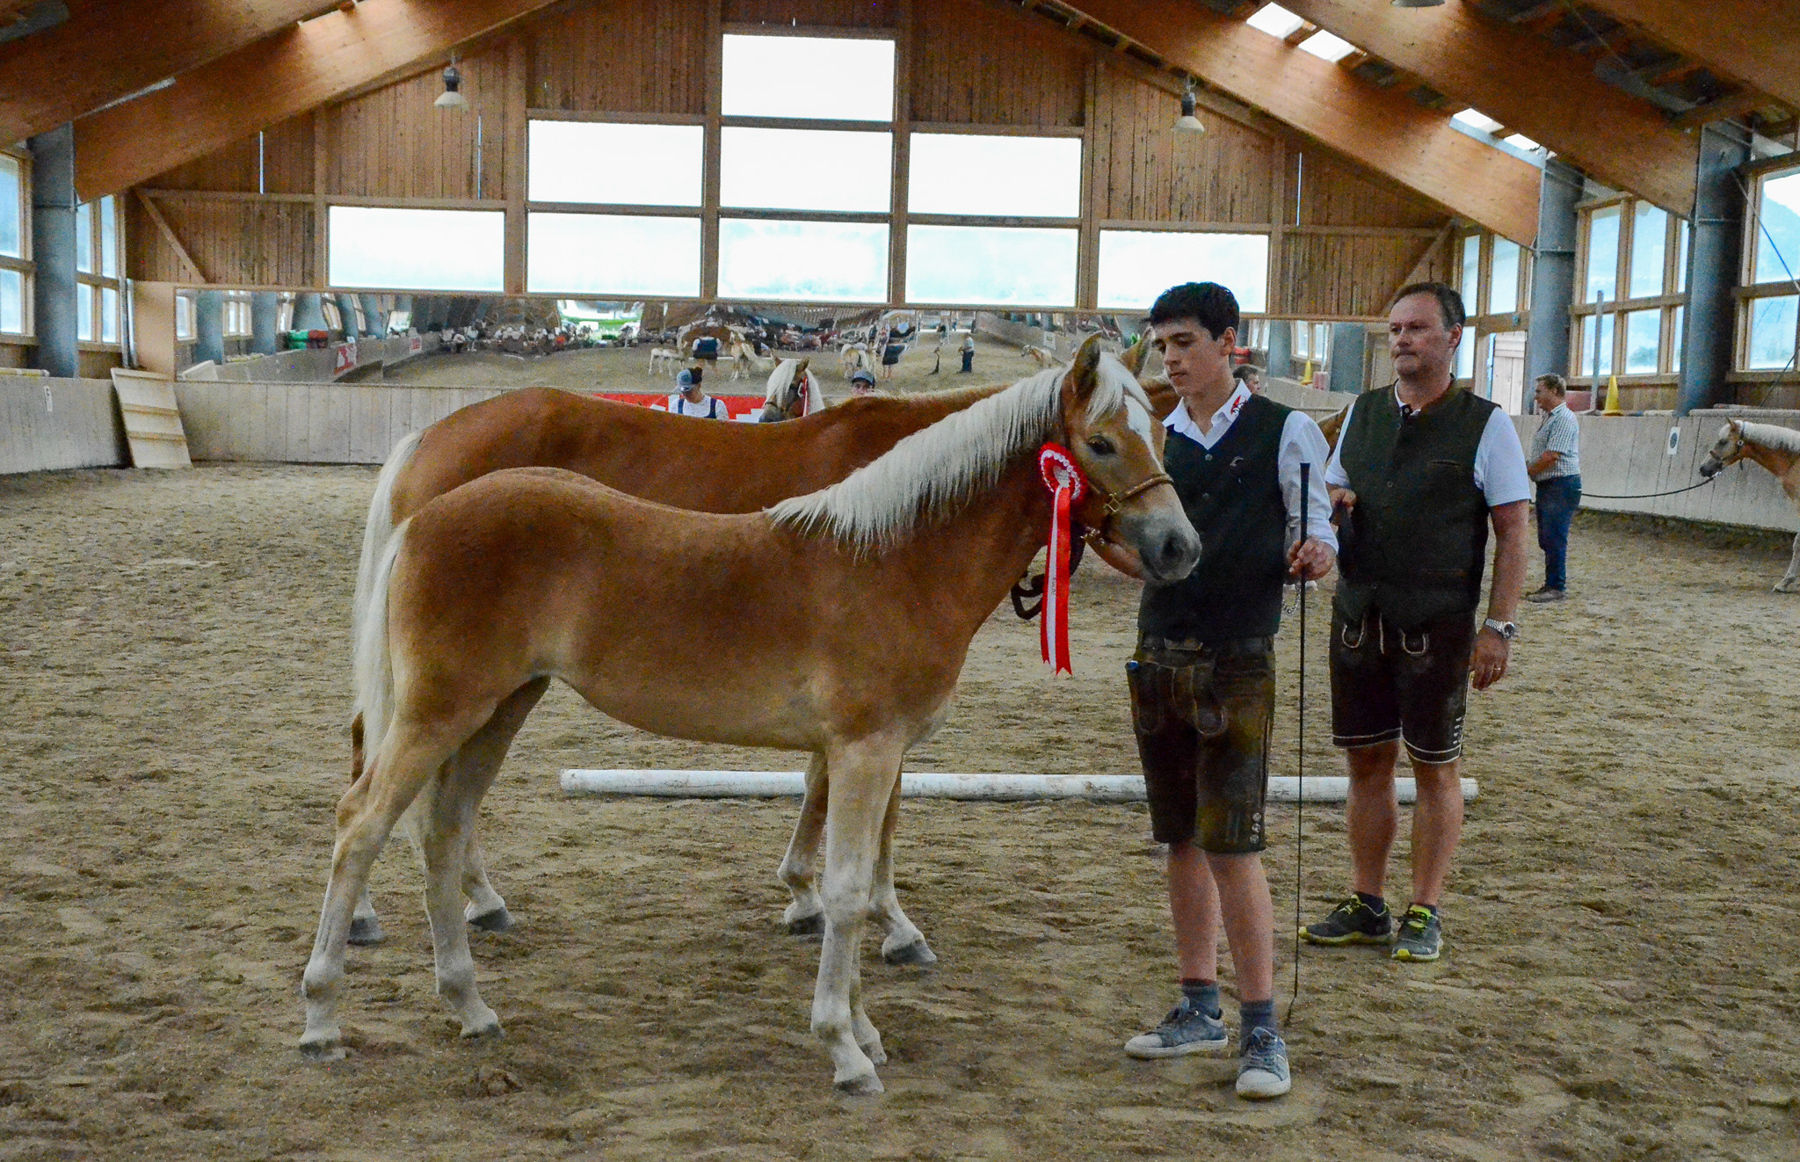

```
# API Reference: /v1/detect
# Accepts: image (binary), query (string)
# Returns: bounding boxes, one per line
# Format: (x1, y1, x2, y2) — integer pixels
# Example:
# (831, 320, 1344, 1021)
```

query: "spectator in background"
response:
(849, 368, 877, 396)
(1233, 364, 1266, 395)
(1525, 374, 1581, 603)
(960, 331, 976, 374)
(667, 368, 727, 419)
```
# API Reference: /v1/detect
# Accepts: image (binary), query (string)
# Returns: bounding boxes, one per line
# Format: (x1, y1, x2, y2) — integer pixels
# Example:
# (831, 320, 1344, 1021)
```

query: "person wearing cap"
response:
(667, 367, 726, 419)
(849, 368, 877, 396)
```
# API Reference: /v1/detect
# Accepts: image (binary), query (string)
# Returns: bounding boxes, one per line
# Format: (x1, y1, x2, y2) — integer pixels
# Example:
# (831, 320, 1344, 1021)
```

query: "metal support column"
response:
(291, 293, 326, 331)
(1524, 159, 1581, 389)
(1677, 123, 1752, 415)
(193, 289, 225, 366)
(26, 125, 76, 378)
(1265, 320, 1293, 382)
(250, 292, 280, 355)
(1327, 323, 1365, 393)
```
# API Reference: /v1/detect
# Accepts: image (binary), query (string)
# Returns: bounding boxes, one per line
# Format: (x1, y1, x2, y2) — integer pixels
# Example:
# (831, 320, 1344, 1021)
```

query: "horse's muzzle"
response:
(1136, 521, 1201, 584)
(1699, 459, 1722, 479)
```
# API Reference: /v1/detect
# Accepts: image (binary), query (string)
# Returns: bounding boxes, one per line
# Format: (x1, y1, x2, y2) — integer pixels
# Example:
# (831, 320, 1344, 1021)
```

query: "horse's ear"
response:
(797, 357, 809, 376)
(1069, 333, 1104, 399)
(1119, 334, 1151, 377)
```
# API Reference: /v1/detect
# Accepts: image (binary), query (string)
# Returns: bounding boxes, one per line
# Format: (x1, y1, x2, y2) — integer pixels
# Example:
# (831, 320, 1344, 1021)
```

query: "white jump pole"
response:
(559, 769, 1478, 804)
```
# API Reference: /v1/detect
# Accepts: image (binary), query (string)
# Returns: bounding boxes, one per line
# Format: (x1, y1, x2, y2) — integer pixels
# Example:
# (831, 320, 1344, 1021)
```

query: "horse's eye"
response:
(1086, 435, 1116, 456)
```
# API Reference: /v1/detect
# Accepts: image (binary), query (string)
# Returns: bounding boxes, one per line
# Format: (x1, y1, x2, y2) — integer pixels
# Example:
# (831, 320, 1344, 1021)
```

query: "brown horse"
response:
(756, 356, 824, 422)
(301, 338, 1199, 1092)
(348, 380, 1014, 948)
(1699, 418, 1800, 592)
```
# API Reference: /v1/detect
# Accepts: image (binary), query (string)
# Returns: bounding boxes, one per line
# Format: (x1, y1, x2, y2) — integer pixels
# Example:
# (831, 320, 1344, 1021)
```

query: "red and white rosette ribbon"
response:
(1037, 442, 1087, 675)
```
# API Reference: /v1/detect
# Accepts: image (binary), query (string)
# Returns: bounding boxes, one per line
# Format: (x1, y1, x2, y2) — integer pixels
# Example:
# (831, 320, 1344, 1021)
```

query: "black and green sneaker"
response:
(1299, 895, 1393, 946)
(1391, 905, 1442, 962)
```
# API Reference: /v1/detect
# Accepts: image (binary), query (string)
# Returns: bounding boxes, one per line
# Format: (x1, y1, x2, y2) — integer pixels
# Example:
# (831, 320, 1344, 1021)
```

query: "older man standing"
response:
(1301, 282, 1530, 964)
(1525, 374, 1581, 602)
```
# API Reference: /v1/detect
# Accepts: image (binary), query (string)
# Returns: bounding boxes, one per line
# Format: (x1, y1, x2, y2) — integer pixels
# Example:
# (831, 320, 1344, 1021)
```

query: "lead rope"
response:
(1289, 461, 1310, 1023)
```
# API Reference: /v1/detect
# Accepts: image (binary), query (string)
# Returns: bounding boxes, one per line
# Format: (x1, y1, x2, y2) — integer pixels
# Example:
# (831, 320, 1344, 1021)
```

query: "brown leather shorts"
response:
(1128, 637, 1274, 853)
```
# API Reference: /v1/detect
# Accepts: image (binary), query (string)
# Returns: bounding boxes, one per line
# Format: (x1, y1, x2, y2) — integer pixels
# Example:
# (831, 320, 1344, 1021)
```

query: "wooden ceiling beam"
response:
(1277, 0, 1696, 217)
(0, 2, 342, 147)
(1577, 0, 1800, 113)
(73, 0, 561, 202)
(1055, 0, 1541, 243)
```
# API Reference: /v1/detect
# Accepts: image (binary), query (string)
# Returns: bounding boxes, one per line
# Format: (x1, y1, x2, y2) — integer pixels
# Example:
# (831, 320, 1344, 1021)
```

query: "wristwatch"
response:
(1482, 617, 1519, 641)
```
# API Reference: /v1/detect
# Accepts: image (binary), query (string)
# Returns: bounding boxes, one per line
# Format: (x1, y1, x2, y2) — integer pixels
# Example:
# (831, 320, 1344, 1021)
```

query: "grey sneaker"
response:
(1236, 1027, 1292, 1099)
(1391, 905, 1443, 962)
(1123, 995, 1229, 1059)
(1300, 895, 1393, 946)
(1525, 587, 1566, 603)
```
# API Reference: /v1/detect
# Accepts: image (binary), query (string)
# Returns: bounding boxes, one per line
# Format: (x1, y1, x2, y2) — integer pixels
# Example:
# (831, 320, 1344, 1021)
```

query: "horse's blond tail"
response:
(354, 430, 423, 635)
(354, 517, 409, 768)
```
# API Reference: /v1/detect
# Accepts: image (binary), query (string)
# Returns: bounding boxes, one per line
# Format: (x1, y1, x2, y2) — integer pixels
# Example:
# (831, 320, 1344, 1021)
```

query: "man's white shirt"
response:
(1322, 386, 1531, 508)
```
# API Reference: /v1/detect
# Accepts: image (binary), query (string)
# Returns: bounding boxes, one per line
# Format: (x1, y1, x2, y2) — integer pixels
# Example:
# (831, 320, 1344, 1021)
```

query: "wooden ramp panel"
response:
(111, 369, 192, 468)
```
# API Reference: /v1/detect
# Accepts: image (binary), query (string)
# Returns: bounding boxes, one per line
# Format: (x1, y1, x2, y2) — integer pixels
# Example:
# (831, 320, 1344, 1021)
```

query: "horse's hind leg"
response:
(301, 724, 462, 1060)
(412, 761, 503, 1043)
(449, 678, 552, 931)
(778, 753, 828, 935)
(1777, 530, 1800, 593)
(872, 774, 935, 967)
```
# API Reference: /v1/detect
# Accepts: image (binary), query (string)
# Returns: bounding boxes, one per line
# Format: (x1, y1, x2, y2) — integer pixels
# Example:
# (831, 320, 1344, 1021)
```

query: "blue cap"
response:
(850, 369, 875, 386)
(676, 369, 695, 387)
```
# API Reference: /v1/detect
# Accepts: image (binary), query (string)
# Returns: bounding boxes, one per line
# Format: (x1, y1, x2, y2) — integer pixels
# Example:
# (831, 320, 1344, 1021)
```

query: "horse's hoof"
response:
(467, 906, 514, 933)
(299, 1038, 348, 1063)
(786, 913, 825, 937)
(459, 1019, 504, 1042)
(834, 1070, 884, 1097)
(347, 916, 385, 946)
(882, 938, 938, 967)
(859, 1039, 888, 1067)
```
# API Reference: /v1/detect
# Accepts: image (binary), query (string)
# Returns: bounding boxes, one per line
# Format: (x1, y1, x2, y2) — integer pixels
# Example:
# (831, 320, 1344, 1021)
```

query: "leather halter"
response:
(1077, 470, 1175, 548)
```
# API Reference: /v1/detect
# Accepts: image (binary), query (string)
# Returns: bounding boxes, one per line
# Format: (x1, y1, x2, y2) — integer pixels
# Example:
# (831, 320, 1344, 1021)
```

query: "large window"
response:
(908, 134, 1080, 219)
(528, 213, 700, 297)
(1095, 230, 1268, 314)
(906, 225, 1076, 307)
(75, 195, 120, 345)
(1574, 197, 1688, 381)
(527, 122, 703, 207)
(721, 128, 891, 213)
(721, 34, 894, 121)
(1740, 165, 1800, 373)
(328, 206, 504, 291)
(717, 219, 888, 302)
(0, 151, 28, 336)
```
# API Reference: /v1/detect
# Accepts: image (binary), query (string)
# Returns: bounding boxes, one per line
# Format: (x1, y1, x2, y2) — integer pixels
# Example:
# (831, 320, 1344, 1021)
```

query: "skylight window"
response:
(1246, 3, 1305, 38)
(1453, 108, 1505, 134)
(1504, 133, 1542, 151)
(1296, 30, 1356, 62)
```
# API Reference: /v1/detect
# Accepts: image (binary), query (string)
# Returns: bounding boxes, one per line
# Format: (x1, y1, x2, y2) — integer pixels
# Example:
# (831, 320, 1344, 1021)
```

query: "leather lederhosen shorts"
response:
(1128, 636, 1274, 854)
(1329, 609, 1475, 764)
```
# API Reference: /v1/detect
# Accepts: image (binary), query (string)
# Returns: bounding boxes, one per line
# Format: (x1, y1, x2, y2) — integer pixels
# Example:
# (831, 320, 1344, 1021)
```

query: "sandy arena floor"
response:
(2, 343, 1798, 1159)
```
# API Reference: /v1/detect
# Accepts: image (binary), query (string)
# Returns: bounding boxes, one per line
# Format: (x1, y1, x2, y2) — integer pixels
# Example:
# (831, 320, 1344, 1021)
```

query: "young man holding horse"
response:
(1302, 282, 1530, 963)
(1123, 281, 1336, 1101)
(668, 368, 727, 419)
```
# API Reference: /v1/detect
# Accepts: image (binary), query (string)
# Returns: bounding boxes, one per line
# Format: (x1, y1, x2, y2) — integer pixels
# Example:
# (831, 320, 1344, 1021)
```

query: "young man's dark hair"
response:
(1392, 281, 1466, 331)
(1149, 282, 1240, 340)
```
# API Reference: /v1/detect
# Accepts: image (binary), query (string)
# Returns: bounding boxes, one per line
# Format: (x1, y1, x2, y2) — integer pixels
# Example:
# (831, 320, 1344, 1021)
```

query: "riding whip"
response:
(1289, 461, 1310, 1021)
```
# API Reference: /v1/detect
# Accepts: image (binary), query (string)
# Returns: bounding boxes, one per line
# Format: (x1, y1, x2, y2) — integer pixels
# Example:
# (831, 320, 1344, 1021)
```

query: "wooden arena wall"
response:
(125, 0, 1456, 320)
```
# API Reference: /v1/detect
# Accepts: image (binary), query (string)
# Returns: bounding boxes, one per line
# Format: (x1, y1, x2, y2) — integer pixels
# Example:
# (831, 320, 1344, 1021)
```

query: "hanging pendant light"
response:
(435, 60, 469, 110)
(1173, 81, 1206, 134)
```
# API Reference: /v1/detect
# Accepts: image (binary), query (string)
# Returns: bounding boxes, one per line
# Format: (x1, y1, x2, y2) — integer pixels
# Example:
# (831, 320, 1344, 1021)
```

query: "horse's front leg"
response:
(777, 753, 828, 935)
(811, 741, 902, 1094)
(871, 772, 935, 967)
(1777, 530, 1800, 593)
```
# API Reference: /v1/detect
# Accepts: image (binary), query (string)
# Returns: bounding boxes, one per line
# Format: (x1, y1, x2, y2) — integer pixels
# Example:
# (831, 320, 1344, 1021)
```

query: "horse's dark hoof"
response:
(299, 1038, 348, 1062)
(786, 913, 825, 937)
(347, 916, 385, 946)
(468, 906, 514, 933)
(882, 938, 938, 967)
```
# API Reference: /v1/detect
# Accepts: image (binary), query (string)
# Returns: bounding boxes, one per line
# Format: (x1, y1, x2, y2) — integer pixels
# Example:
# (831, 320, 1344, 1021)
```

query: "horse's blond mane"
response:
(1735, 421, 1800, 456)
(767, 354, 1145, 552)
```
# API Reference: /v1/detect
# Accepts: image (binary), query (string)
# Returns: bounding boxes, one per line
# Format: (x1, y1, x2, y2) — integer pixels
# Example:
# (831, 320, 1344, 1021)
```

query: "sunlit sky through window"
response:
(329, 207, 503, 291)
(1297, 30, 1356, 62)
(1245, 3, 1304, 38)
(721, 35, 895, 121)
(1453, 108, 1505, 134)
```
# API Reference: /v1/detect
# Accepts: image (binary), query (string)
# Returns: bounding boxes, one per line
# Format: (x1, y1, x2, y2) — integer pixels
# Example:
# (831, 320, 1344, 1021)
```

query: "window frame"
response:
(75, 194, 123, 348)
(1571, 195, 1688, 385)
(0, 147, 33, 339)
(1735, 161, 1800, 376)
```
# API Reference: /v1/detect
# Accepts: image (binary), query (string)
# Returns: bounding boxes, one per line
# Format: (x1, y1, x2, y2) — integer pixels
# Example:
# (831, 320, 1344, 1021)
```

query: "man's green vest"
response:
(1139, 393, 1291, 642)
(1334, 384, 1495, 629)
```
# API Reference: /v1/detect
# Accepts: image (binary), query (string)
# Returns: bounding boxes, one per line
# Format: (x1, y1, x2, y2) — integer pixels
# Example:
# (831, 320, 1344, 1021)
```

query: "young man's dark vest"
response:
(1334, 384, 1495, 629)
(1138, 393, 1291, 643)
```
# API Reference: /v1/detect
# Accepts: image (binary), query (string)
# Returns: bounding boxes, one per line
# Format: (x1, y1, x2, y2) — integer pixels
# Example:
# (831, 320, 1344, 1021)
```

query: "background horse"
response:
(757, 357, 824, 422)
(1699, 418, 1800, 592)
(301, 337, 1199, 1094)
(839, 342, 873, 380)
(1021, 343, 1057, 367)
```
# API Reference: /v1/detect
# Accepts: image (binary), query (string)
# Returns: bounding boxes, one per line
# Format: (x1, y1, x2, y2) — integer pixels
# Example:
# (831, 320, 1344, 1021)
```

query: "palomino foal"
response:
(1699, 418, 1800, 592)
(302, 337, 1198, 1093)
